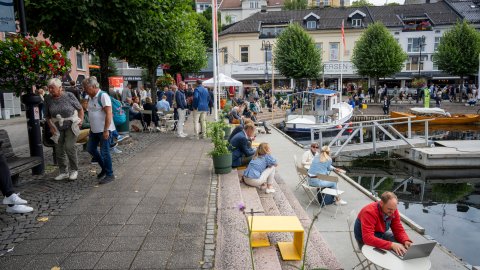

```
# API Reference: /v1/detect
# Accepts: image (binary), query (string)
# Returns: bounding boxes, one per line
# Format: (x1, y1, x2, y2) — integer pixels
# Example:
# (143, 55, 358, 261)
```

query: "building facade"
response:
(218, 2, 463, 90)
(219, 0, 284, 25)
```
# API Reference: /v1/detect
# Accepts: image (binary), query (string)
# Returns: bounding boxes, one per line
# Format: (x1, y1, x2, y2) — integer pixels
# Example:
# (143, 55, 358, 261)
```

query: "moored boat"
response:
(390, 107, 480, 125)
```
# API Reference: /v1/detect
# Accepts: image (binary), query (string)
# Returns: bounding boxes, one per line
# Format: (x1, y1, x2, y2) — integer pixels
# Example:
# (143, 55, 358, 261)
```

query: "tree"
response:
(89, 54, 118, 80)
(386, 2, 400, 6)
(352, 22, 407, 88)
(434, 20, 480, 90)
(25, 0, 161, 91)
(274, 23, 322, 85)
(283, 0, 308, 10)
(351, 0, 373, 7)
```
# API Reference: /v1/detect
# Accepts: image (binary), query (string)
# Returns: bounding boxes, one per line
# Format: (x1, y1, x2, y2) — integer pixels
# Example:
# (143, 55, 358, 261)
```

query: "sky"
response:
(368, 0, 405, 6)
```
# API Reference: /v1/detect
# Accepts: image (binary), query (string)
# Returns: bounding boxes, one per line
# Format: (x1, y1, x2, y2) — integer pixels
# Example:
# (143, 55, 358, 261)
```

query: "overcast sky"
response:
(368, 0, 405, 6)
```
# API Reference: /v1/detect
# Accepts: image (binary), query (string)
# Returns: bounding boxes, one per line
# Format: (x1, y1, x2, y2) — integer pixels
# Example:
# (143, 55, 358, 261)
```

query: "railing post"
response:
(310, 128, 314, 144)
(425, 120, 429, 145)
(319, 129, 323, 147)
(372, 125, 376, 153)
(408, 117, 412, 139)
(359, 122, 364, 144)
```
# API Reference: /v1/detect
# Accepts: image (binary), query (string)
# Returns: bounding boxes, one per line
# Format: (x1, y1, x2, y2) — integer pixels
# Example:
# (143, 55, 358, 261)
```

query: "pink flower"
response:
(237, 202, 246, 212)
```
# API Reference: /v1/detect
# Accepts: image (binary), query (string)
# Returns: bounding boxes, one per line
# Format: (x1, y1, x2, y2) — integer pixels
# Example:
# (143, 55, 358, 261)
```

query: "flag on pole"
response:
(341, 19, 346, 56)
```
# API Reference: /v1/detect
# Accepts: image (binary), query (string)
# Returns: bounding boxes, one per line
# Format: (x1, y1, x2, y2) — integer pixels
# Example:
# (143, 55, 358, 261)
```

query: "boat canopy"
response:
(410, 107, 447, 115)
(307, 88, 338, 96)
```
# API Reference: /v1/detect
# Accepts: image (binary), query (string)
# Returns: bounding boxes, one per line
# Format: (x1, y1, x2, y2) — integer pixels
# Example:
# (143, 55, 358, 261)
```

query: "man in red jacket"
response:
(354, 192, 412, 255)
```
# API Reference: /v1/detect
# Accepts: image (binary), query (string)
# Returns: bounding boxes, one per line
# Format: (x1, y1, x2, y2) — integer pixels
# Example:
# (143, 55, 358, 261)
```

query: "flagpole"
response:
(212, 0, 218, 121)
(340, 19, 344, 103)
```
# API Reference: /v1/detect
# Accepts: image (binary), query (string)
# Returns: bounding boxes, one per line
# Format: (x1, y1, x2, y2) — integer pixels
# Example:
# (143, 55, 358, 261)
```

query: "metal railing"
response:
(310, 117, 434, 157)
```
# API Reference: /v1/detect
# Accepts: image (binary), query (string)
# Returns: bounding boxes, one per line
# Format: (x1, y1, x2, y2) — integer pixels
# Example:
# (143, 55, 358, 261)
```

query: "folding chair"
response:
(301, 183, 322, 210)
(140, 110, 154, 133)
(316, 174, 345, 218)
(293, 155, 308, 190)
(347, 210, 378, 270)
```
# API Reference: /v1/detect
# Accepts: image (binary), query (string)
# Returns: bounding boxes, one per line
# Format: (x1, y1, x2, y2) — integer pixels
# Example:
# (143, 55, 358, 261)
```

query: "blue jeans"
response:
(354, 218, 396, 248)
(88, 131, 113, 176)
(308, 177, 337, 189)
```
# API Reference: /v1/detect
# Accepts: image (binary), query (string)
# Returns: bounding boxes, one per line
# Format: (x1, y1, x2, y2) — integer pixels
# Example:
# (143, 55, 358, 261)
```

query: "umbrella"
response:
(203, 73, 242, 87)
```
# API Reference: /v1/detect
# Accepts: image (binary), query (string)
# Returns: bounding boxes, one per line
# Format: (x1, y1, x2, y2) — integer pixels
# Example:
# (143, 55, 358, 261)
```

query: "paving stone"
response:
(56, 225, 94, 238)
(107, 236, 145, 251)
(70, 214, 105, 227)
(98, 214, 131, 225)
(10, 238, 53, 255)
(23, 253, 68, 270)
(88, 225, 123, 237)
(74, 236, 115, 252)
(117, 225, 150, 237)
(0, 254, 35, 269)
(141, 235, 175, 251)
(108, 205, 137, 215)
(152, 213, 182, 225)
(177, 223, 206, 238)
(62, 252, 103, 269)
(126, 213, 155, 225)
(148, 222, 178, 238)
(28, 225, 66, 240)
(93, 251, 137, 269)
(40, 238, 83, 254)
(130, 250, 169, 269)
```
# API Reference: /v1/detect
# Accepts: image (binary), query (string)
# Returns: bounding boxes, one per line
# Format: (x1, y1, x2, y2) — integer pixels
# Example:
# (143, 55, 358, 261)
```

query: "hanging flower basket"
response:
(0, 35, 71, 96)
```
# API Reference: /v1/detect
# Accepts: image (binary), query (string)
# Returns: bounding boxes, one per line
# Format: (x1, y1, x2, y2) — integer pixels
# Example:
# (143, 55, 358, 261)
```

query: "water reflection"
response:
(339, 157, 480, 265)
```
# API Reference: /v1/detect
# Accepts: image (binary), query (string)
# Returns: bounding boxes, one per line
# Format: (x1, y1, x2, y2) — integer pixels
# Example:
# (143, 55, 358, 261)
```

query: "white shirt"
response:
(302, 150, 316, 166)
(87, 90, 116, 133)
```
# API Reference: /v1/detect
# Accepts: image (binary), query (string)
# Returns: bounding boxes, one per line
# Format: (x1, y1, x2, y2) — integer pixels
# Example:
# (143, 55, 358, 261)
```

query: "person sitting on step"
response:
(243, 143, 277, 194)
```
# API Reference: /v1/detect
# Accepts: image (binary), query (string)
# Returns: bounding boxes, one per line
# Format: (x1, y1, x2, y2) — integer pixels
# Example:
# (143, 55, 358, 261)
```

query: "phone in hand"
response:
(373, 247, 387, 254)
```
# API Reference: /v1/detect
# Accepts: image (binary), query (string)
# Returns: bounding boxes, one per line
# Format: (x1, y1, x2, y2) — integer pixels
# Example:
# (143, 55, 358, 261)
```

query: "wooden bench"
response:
(248, 216, 304, 261)
(0, 129, 43, 183)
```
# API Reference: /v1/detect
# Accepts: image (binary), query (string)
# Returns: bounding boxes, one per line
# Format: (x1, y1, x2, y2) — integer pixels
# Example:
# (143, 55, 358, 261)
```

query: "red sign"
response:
(109, 76, 124, 92)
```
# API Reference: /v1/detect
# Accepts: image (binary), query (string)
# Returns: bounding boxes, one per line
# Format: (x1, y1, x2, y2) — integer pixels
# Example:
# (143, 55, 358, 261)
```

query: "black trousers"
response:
(0, 153, 15, 197)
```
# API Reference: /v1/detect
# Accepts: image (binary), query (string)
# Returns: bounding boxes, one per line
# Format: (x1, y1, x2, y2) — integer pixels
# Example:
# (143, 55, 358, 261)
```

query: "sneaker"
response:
(116, 135, 128, 142)
(3, 193, 27, 205)
(265, 188, 276, 194)
(69, 171, 78, 180)
(111, 147, 123, 154)
(6, 205, 33, 214)
(97, 170, 106, 180)
(181, 132, 188, 137)
(91, 158, 98, 165)
(156, 127, 161, 132)
(110, 142, 118, 149)
(178, 133, 187, 138)
(336, 199, 348, 205)
(99, 175, 115, 185)
(54, 173, 69, 181)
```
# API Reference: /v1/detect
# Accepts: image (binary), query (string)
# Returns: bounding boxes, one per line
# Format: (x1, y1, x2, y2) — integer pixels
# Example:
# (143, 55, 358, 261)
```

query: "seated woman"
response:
(229, 123, 256, 168)
(307, 145, 347, 205)
(243, 143, 277, 194)
(142, 97, 161, 131)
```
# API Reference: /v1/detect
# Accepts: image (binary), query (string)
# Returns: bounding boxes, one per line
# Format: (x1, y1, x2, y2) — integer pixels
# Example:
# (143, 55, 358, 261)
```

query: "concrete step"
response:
(215, 170, 252, 270)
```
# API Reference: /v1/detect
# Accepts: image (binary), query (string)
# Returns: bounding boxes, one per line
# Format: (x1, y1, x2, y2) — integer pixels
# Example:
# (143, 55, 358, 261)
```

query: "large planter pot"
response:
(212, 153, 232, 174)
(223, 126, 232, 140)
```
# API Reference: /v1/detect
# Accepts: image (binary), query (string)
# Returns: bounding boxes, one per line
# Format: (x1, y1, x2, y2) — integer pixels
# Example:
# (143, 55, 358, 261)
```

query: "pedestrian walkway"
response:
(0, 123, 215, 269)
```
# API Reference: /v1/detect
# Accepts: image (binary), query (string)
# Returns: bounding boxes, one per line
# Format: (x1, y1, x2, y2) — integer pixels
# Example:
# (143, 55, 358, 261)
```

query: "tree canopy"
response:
(351, 22, 407, 85)
(434, 20, 480, 80)
(351, 0, 373, 7)
(274, 23, 322, 81)
(283, 0, 308, 10)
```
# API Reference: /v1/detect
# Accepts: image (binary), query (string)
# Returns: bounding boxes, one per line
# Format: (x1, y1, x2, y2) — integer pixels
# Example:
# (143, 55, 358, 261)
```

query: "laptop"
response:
(389, 241, 436, 260)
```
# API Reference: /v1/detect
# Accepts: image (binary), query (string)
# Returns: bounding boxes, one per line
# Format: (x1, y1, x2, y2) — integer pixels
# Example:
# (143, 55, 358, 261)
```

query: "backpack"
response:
(98, 91, 127, 126)
(317, 190, 335, 207)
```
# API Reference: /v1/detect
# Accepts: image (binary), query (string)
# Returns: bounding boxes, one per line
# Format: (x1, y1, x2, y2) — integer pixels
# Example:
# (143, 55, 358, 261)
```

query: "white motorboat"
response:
(284, 89, 353, 133)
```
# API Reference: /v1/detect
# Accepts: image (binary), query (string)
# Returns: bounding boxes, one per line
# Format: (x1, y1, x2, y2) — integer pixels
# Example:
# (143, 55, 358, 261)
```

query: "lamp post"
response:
(261, 41, 272, 83)
(418, 35, 426, 77)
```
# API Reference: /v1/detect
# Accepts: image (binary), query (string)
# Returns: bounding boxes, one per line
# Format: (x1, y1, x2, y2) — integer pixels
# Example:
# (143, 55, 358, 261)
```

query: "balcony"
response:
(402, 21, 433, 32)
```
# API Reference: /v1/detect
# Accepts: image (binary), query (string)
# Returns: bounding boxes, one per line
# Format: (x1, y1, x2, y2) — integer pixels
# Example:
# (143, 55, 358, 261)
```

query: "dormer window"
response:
(352, 19, 362, 27)
(307, 21, 317, 29)
(303, 12, 320, 30)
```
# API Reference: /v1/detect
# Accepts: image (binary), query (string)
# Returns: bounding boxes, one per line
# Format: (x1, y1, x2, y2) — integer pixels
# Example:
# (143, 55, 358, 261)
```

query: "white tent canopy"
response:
(203, 73, 242, 87)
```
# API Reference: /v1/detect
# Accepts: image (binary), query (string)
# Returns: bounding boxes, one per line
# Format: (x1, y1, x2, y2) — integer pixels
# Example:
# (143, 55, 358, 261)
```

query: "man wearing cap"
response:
(193, 80, 210, 139)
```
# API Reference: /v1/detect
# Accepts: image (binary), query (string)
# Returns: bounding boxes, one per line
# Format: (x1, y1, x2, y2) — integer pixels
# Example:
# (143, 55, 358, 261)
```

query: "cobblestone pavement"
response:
(0, 128, 216, 269)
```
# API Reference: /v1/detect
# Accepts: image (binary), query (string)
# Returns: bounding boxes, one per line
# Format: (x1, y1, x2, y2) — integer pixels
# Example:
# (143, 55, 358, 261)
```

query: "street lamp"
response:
(261, 40, 272, 83)
(418, 35, 426, 77)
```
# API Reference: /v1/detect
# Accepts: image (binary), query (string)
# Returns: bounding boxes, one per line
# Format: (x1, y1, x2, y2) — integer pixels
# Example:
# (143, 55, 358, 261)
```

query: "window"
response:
(306, 21, 317, 29)
(249, 1, 259, 8)
(315, 43, 323, 53)
(76, 52, 84, 70)
(324, 0, 330, 6)
(407, 37, 426, 53)
(434, 37, 441, 51)
(260, 25, 287, 38)
(231, 16, 237, 23)
(431, 55, 438, 70)
(405, 55, 427, 71)
(266, 51, 272, 62)
(352, 19, 362, 27)
(240, 46, 249, 62)
(223, 48, 228, 64)
(329, 42, 339, 61)
(316, 0, 321, 6)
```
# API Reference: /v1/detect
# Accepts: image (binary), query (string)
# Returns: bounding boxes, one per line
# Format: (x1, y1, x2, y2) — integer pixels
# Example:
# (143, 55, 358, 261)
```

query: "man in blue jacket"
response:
(193, 80, 210, 139)
(175, 82, 188, 138)
(229, 123, 256, 168)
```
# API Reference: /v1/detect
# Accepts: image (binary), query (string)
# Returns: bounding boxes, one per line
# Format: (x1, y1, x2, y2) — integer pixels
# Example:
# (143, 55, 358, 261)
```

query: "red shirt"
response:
(358, 202, 411, 250)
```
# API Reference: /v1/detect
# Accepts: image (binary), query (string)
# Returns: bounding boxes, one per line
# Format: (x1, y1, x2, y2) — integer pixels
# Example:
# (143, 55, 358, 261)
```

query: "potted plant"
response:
(206, 119, 232, 174)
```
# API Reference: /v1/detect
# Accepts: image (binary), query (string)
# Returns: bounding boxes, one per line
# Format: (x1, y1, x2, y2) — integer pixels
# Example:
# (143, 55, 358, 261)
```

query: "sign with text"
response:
(123, 76, 142, 81)
(0, 0, 15, 32)
(231, 63, 279, 75)
(323, 61, 357, 75)
(109, 76, 124, 92)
